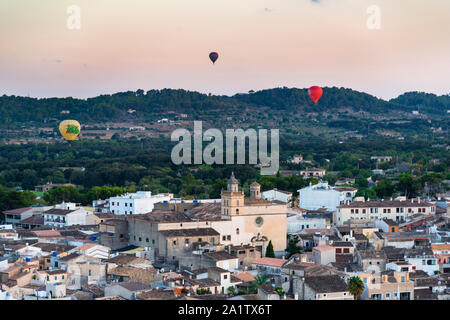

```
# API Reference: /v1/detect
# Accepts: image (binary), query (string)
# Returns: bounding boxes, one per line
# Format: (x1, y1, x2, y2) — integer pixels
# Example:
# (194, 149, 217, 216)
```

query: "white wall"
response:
(261, 190, 292, 203)
(298, 183, 340, 211)
(287, 215, 327, 233)
(406, 257, 439, 276)
(109, 192, 171, 215)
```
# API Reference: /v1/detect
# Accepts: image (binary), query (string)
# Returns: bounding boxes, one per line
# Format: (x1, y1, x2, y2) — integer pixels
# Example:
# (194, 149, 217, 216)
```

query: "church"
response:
(210, 172, 287, 256)
(126, 173, 287, 261)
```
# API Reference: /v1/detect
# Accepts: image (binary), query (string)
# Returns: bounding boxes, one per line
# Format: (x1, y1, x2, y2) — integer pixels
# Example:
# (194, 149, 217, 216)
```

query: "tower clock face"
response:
(255, 216, 264, 227)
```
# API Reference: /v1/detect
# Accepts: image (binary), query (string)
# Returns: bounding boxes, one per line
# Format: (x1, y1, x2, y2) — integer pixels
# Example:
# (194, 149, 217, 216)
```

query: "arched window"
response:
(236, 209, 239, 215)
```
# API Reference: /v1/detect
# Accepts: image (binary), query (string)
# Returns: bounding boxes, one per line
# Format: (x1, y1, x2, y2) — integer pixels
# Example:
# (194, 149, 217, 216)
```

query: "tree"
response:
(275, 287, 285, 297)
(355, 188, 377, 200)
(373, 179, 395, 199)
(265, 240, 275, 258)
(248, 274, 269, 294)
(348, 276, 365, 300)
(285, 234, 303, 258)
(227, 286, 237, 296)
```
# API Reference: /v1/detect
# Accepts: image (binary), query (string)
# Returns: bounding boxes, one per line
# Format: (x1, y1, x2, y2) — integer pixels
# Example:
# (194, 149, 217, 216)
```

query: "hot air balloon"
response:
(59, 120, 81, 141)
(209, 52, 219, 64)
(308, 86, 323, 104)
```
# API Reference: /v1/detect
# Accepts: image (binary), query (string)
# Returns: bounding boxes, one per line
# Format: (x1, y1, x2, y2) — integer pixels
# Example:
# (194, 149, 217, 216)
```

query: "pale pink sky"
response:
(0, 0, 449, 99)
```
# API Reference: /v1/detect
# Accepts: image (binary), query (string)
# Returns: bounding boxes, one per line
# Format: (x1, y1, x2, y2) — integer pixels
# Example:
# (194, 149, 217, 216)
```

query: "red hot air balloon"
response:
(308, 86, 323, 103)
(209, 52, 219, 64)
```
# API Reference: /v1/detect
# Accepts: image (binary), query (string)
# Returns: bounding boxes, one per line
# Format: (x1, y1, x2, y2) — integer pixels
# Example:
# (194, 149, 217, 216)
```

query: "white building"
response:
(290, 155, 303, 164)
(72, 243, 110, 259)
(298, 182, 356, 212)
(404, 250, 439, 276)
(300, 168, 326, 178)
(334, 187, 358, 204)
(261, 189, 292, 204)
(386, 261, 414, 273)
(335, 199, 436, 226)
(43, 203, 93, 227)
(108, 191, 172, 215)
(287, 212, 328, 233)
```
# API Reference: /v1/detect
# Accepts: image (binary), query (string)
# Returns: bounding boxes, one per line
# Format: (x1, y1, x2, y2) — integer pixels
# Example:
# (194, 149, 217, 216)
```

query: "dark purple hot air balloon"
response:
(209, 52, 219, 64)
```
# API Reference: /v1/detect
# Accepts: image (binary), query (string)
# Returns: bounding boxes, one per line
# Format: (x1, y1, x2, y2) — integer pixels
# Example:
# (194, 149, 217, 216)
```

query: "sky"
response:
(0, 0, 449, 100)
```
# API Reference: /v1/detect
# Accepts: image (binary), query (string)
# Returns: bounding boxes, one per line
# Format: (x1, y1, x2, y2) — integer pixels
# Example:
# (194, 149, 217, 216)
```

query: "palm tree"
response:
(248, 274, 269, 294)
(348, 276, 365, 300)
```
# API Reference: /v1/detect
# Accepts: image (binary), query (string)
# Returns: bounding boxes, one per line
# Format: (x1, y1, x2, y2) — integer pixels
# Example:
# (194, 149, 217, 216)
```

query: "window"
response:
(138, 237, 142, 242)
(224, 275, 228, 279)
(185, 239, 190, 244)
(54, 276, 57, 280)
(112, 202, 114, 206)
(222, 236, 226, 241)
(152, 239, 155, 244)
(227, 235, 231, 241)
(362, 209, 366, 214)
(134, 236, 136, 240)
(125, 203, 128, 207)
(173, 240, 177, 245)
(401, 276, 405, 283)
(236, 228, 240, 235)
(62, 275, 65, 280)
(146, 238, 149, 243)
(386, 293, 390, 299)
(236, 209, 239, 215)
(130, 203, 133, 207)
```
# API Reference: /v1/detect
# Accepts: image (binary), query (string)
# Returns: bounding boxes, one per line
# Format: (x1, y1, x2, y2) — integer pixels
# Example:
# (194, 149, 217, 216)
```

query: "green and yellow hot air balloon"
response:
(59, 120, 81, 141)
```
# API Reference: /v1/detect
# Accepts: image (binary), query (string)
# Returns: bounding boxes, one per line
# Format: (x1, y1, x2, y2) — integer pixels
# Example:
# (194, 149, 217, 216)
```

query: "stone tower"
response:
(250, 181, 261, 200)
(221, 172, 244, 217)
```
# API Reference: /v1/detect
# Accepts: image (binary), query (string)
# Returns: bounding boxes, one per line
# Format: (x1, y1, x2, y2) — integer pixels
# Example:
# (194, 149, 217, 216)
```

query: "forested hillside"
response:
(0, 88, 448, 126)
